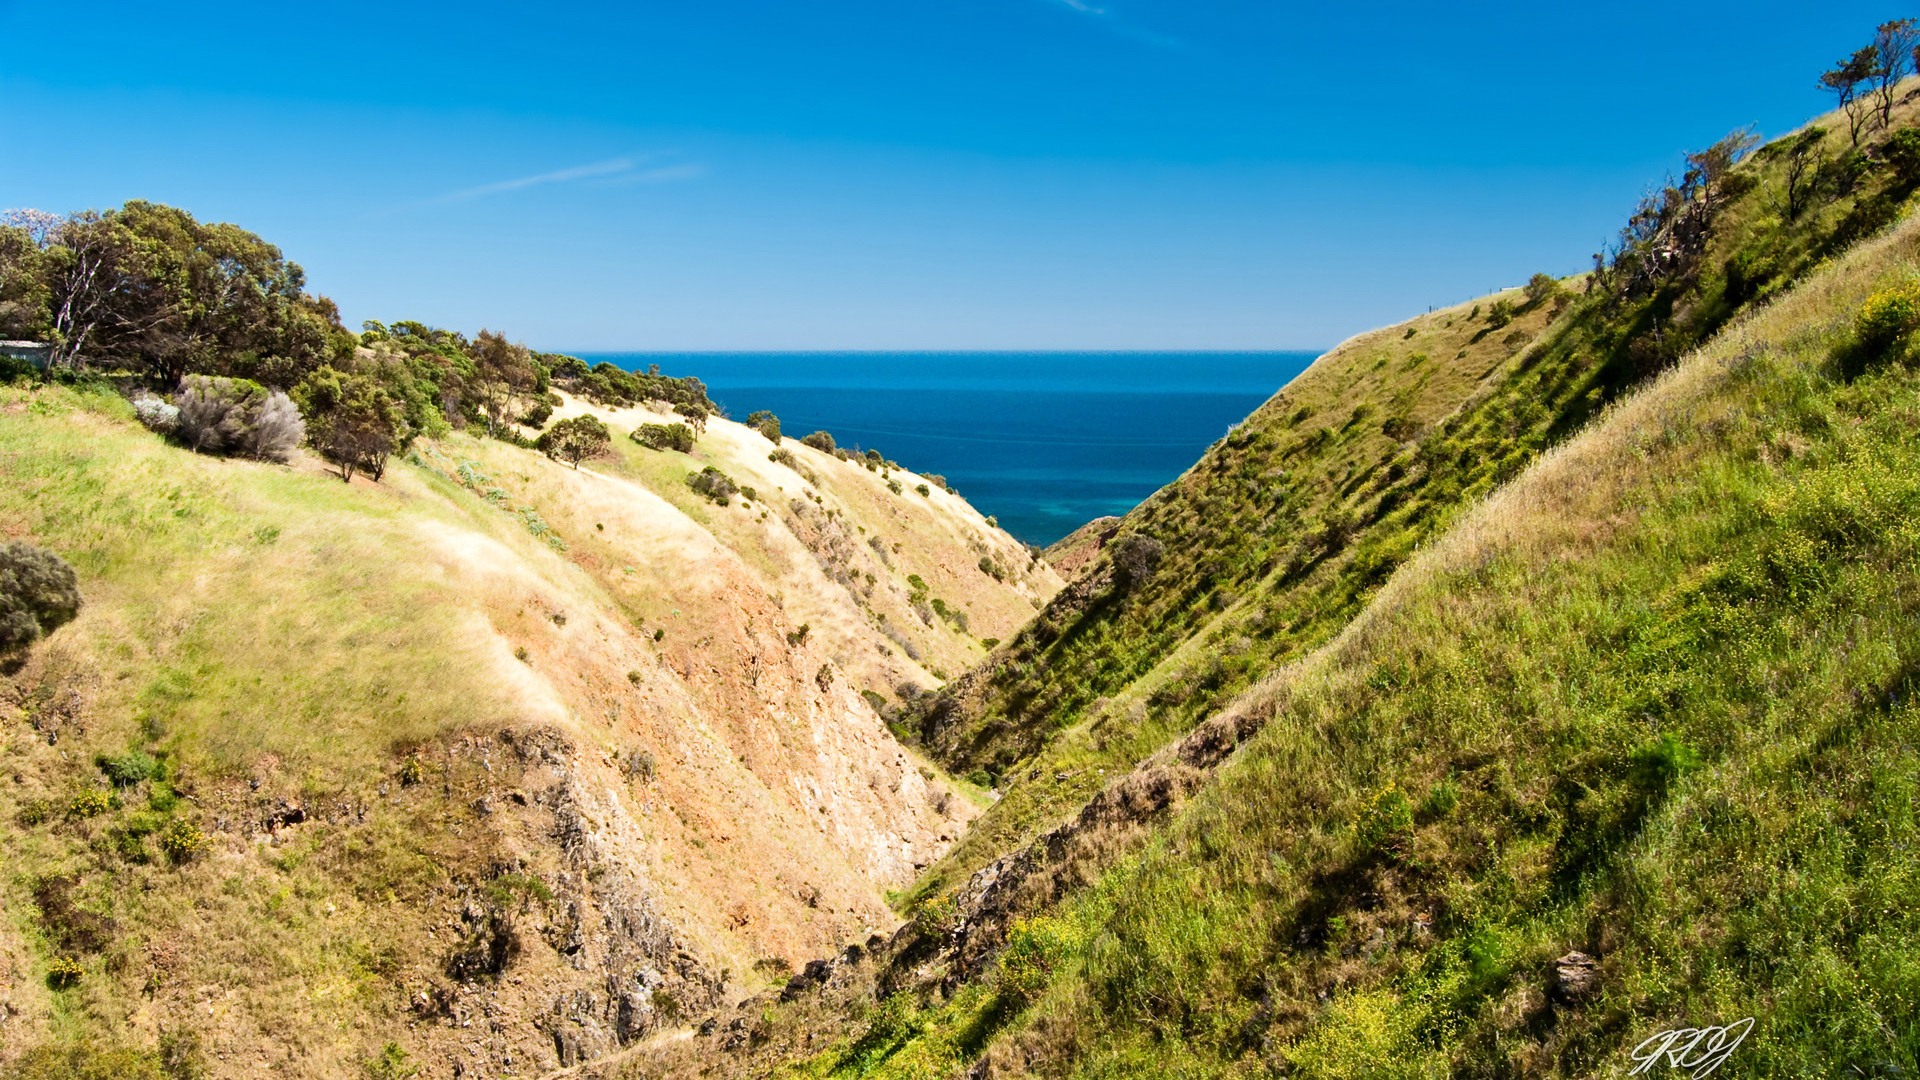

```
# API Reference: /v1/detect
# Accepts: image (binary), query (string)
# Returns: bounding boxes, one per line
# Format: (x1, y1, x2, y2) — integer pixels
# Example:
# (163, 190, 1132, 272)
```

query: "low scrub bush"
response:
(96, 749, 159, 787)
(66, 789, 113, 818)
(1847, 276, 1920, 373)
(129, 392, 178, 434)
(158, 817, 207, 863)
(801, 430, 836, 453)
(0, 541, 81, 659)
(45, 956, 85, 990)
(174, 375, 304, 461)
(746, 409, 781, 443)
(632, 422, 695, 452)
(687, 465, 739, 505)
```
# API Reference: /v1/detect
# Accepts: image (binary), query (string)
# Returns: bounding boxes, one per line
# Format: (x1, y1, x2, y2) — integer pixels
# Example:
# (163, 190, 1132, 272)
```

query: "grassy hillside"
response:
(904, 90, 1920, 908)
(0, 375, 1054, 1076)
(728, 135, 1920, 1080)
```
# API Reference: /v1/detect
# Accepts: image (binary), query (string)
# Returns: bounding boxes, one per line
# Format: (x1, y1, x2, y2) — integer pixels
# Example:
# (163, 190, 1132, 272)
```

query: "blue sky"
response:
(0, 1, 1900, 351)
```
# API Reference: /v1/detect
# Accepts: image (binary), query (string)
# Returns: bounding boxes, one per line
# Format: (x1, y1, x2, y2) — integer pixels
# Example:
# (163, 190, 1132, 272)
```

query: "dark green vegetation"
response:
(0, 542, 81, 660)
(634, 421, 698, 452)
(534, 414, 612, 469)
(0, 203, 714, 479)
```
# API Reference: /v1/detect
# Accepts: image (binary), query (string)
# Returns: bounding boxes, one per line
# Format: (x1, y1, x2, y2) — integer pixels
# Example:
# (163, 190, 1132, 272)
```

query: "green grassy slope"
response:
(784, 145, 1920, 1080)
(906, 93, 1920, 907)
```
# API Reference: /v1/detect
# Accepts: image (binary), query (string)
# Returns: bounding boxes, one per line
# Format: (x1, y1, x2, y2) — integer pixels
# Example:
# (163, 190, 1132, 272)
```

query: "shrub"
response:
(45, 956, 84, 990)
(768, 447, 796, 467)
(1886, 127, 1920, 187)
(746, 409, 781, 443)
(130, 392, 179, 434)
(174, 375, 304, 461)
(801, 430, 836, 453)
(1523, 272, 1566, 309)
(1851, 277, 1920, 364)
(915, 483, 930, 496)
(519, 400, 553, 427)
(687, 465, 739, 505)
(18, 797, 54, 826)
(0, 542, 81, 659)
(887, 479, 903, 495)
(364, 1042, 419, 1080)
(1485, 298, 1515, 329)
(67, 789, 113, 818)
(632, 422, 696, 452)
(158, 818, 206, 863)
(1108, 533, 1165, 586)
(535, 415, 612, 468)
(96, 750, 158, 787)
(998, 915, 1078, 1004)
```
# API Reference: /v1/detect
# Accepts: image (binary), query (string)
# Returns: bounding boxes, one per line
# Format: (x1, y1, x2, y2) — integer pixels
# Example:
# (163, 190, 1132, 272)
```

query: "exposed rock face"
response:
(1550, 951, 1600, 1003)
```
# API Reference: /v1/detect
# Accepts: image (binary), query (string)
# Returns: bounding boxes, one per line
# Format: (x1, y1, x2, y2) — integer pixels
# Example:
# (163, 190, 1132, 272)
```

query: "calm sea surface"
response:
(583, 352, 1318, 546)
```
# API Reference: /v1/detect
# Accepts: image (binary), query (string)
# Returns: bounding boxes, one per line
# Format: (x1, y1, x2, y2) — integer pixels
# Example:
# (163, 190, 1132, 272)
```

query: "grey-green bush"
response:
(0, 542, 81, 659)
(687, 465, 739, 505)
(173, 375, 304, 461)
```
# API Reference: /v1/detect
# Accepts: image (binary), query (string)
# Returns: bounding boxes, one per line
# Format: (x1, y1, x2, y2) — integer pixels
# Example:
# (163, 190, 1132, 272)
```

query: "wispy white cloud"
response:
(427, 157, 641, 204)
(398, 155, 707, 212)
(1040, 0, 1183, 50)
(595, 162, 710, 187)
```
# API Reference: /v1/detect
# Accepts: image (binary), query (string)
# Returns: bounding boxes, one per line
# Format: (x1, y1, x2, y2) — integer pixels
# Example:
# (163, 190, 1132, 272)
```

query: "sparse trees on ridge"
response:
(1871, 19, 1920, 127)
(1781, 127, 1827, 220)
(1822, 47, 1879, 147)
(471, 330, 537, 437)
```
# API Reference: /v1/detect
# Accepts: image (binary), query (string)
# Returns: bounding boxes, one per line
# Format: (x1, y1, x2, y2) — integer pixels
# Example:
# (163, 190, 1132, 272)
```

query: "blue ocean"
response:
(584, 352, 1318, 546)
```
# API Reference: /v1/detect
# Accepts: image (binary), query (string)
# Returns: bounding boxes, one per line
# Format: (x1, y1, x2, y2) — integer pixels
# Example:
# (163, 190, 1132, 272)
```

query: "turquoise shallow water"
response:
(582, 352, 1318, 546)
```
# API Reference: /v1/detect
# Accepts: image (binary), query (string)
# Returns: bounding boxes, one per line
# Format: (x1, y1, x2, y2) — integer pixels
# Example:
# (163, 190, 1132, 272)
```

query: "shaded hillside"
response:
(0, 377, 1055, 1077)
(907, 91, 1920, 905)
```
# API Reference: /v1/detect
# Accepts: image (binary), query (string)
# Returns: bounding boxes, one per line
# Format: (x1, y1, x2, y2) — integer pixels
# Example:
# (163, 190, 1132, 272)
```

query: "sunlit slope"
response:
(908, 91, 1920, 905)
(0, 381, 1051, 1077)
(709, 136, 1920, 1080)
(961, 190, 1920, 1080)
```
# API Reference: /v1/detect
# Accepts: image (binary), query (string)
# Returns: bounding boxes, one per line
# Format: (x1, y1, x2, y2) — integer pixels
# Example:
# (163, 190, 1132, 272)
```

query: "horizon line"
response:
(554, 347, 1328, 356)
